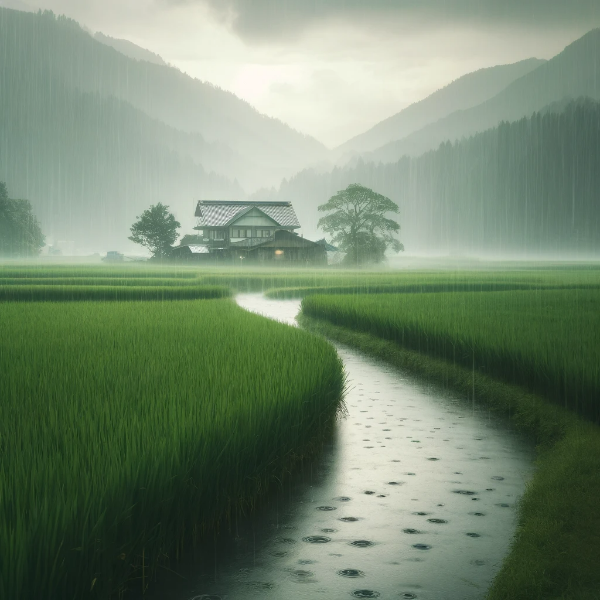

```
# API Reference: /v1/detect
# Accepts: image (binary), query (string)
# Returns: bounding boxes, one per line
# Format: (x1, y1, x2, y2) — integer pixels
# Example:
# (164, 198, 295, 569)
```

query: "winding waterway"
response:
(142, 294, 534, 600)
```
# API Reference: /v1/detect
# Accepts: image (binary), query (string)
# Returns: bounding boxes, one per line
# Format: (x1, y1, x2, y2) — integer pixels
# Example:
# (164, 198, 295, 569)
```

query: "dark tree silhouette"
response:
(0, 182, 45, 257)
(318, 184, 403, 265)
(129, 203, 181, 258)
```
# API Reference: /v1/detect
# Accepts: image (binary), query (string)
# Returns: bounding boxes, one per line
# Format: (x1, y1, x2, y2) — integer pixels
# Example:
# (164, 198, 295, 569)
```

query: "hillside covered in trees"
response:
(269, 99, 600, 256)
(0, 8, 325, 251)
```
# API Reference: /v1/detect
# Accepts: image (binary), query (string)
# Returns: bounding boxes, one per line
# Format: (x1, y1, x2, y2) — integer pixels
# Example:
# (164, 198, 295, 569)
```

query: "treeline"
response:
(279, 99, 600, 255)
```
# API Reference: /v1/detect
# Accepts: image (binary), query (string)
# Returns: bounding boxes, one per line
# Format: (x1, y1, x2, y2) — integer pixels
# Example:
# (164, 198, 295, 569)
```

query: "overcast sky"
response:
(13, 0, 600, 147)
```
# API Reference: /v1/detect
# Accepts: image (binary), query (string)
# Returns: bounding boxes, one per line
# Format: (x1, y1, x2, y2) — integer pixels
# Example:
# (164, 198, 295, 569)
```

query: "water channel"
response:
(142, 294, 534, 600)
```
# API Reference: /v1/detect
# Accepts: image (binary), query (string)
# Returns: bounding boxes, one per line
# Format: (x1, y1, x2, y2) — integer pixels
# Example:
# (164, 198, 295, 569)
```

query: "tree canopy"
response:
(0, 182, 46, 257)
(129, 203, 181, 258)
(317, 183, 403, 265)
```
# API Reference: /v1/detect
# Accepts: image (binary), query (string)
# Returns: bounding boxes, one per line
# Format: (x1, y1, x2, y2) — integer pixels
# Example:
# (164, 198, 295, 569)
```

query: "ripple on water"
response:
(321, 528, 337, 533)
(413, 511, 430, 516)
(427, 518, 447, 524)
(466, 532, 481, 538)
(403, 528, 422, 534)
(387, 481, 404, 485)
(302, 535, 331, 544)
(453, 490, 477, 495)
(349, 540, 375, 548)
(401, 594, 418, 599)
(289, 569, 314, 583)
(339, 516, 360, 522)
(333, 496, 351, 502)
(470, 512, 486, 516)
(412, 544, 432, 550)
(352, 591, 380, 598)
(364, 491, 376, 495)
(338, 569, 365, 578)
(316, 506, 336, 511)
(491, 476, 505, 481)
(191, 596, 222, 600)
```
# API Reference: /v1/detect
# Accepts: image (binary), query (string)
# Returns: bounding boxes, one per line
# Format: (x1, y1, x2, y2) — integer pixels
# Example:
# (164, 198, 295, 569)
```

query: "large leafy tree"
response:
(318, 184, 403, 265)
(0, 182, 46, 257)
(129, 203, 181, 258)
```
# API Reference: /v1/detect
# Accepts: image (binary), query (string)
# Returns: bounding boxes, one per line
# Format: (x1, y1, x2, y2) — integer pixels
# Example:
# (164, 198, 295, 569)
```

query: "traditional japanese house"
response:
(189, 200, 326, 264)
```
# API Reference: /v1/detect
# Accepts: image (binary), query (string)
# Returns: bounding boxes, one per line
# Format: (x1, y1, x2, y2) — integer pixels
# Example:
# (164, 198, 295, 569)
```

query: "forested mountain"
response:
(0, 8, 326, 190)
(94, 33, 168, 67)
(366, 29, 600, 165)
(0, 9, 248, 250)
(0, 7, 328, 250)
(336, 58, 545, 157)
(269, 99, 600, 256)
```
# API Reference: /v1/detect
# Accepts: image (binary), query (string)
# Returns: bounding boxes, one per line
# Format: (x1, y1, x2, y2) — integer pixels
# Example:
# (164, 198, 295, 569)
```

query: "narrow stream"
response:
(141, 294, 534, 600)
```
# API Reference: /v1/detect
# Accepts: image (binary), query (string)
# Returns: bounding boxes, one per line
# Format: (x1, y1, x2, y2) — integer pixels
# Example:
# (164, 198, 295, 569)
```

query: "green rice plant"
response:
(0, 299, 344, 599)
(302, 289, 600, 422)
(0, 285, 229, 302)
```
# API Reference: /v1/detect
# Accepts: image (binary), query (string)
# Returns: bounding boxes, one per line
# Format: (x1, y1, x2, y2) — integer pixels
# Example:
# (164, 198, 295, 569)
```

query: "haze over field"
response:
(0, 0, 599, 255)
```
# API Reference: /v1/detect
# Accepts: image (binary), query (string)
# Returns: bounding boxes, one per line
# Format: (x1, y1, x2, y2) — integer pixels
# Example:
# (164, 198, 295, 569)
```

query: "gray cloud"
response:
(170, 0, 600, 42)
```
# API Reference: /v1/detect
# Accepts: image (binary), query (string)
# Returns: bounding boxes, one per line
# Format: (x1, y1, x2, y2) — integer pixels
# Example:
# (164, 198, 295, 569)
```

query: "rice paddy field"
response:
(0, 270, 344, 599)
(302, 288, 600, 423)
(2, 261, 600, 599)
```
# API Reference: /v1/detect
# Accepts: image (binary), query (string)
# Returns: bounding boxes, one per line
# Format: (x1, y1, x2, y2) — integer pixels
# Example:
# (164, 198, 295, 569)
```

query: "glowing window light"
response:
(275, 250, 284, 255)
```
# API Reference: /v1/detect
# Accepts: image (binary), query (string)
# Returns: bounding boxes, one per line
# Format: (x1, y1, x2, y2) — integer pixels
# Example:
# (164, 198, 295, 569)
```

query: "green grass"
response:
(0, 284, 229, 302)
(0, 299, 344, 599)
(0, 277, 202, 287)
(302, 289, 600, 423)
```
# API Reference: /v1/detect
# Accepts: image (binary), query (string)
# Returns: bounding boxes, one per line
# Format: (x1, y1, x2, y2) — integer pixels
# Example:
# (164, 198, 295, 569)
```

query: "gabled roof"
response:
(195, 200, 300, 228)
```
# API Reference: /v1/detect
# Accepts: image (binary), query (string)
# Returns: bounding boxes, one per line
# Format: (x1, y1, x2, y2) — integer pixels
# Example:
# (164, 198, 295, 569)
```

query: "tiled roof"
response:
(195, 201, 300, 228)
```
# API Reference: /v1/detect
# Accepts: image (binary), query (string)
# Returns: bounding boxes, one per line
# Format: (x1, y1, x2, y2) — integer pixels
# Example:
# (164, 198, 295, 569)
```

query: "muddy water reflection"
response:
(142, 294, 534, 600)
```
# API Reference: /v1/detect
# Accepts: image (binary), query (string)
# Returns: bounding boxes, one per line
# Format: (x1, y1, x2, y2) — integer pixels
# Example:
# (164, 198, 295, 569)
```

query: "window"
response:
(260, 229, 271, 238)
(209, 229, 224, 240)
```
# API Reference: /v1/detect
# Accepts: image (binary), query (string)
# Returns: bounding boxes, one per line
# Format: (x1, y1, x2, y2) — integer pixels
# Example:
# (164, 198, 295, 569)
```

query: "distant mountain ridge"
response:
(0, 8, 327, 192)
(94, 33, 167, 67)
(367, 28, 600, 164)
(336, 58, 546, 156)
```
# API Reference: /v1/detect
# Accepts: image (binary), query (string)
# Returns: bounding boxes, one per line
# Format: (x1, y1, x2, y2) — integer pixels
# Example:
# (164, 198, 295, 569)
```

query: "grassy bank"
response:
(302, 290, 600, 423)
(300, 297, 600, 599)
(0, 299, 344, 599)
